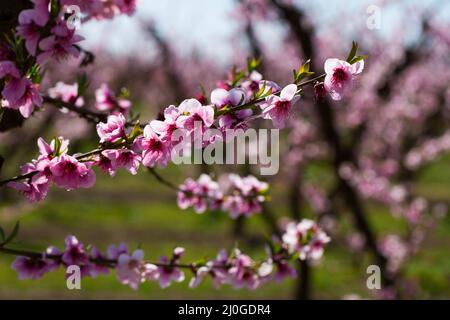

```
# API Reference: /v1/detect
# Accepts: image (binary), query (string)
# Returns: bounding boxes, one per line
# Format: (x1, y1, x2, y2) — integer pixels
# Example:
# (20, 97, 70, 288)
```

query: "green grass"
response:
(0, 157, 449, 299)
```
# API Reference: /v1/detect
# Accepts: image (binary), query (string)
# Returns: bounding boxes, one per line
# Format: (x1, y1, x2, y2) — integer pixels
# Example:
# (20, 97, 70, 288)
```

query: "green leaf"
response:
(247, 57, 261, 73)
(346, 41, 358, 63)
(119, 87, 130, 99)
(52, 136, 62, 157)
(255, 80, 267, 98)
(128, 122, 143, 142)
(0, 107, 4, 123)
(3, 221, 20, 246)
(349, 55, 368, 65)
(77, 73, 89, 96)
(294, 59, 315, 82)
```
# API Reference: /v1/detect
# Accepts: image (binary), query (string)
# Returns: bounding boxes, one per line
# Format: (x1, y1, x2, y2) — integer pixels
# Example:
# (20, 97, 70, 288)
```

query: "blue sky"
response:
(79, 0, 450, 63)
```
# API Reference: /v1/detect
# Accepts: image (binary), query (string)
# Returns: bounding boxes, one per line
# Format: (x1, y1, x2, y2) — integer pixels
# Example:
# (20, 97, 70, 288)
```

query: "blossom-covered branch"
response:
(0, 219, 330, 290)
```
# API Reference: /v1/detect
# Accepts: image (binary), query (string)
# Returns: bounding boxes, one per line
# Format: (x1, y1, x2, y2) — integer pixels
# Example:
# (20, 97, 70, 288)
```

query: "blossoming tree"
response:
(0, 0, 447, 299)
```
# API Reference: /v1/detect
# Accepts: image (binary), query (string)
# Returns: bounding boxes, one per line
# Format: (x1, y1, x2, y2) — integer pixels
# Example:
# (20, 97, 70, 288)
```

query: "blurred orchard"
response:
(0, 0, 449, 299)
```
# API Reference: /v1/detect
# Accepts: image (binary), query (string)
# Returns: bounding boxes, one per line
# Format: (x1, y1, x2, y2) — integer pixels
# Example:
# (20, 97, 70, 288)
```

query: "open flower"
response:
(228, 249, 260, 289)
(11, 256, 50, 280)
(156, 248, 185, 288)
(2, 77, 43, 118)
(96, 113, 126, 143)
(49, 155, 96, 190)
(16, 0, 50, 55)
(324, 58, 364, 101)
(37, 22, 84, 64)
(116, 249, 145, 290)
(210, 88, 246, 108)
(176, 98, 214, 132)
(102, 148, 141, 175)
(62, 235, 89, 265)
(149, 105, 182, 142)
(48, 82, 84, 107)
(261, 84, 299, 129)
(7, 172, 49, 202)
(282, 219, 330, 261)
(139, 125, 171, 167)
(0, 61, 20, 79)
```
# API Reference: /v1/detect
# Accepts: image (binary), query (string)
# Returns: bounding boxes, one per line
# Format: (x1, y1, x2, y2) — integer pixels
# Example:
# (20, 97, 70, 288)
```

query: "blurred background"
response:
(0, 0, 449, 299)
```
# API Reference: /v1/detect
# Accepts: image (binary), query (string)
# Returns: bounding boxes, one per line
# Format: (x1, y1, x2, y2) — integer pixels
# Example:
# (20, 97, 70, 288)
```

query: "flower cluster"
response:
(7, 137, 95, 201)
(0, 0, 137, 119)
(17, 0, 84, 63)
(9, 219, 329, 290)
(282, 220, 331, 261)
(177, 174, 269, 218)
(5, 52, 366, 202)
(0, 61, 42, 118)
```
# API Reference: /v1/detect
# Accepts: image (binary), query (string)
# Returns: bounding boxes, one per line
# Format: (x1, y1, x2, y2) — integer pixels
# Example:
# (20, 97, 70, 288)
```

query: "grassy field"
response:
(0, 156, 449, 299)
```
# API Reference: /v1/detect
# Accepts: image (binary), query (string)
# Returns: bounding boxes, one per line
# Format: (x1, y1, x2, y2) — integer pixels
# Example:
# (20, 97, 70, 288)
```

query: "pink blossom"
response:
(107, 243, 129, 260)
(16, 0, 50, 55)
(114, 0, 138, 15)
(261, 84, 299, 128)
(156, 248, 185, 288)
(96, 113, 126, 143)
(139, 125, 171, 167)
(177, 174, 221, 214)
(101, 149, 141, 175)
(48, 82, 84, 107)
(11, 256, 50, 280)
(7, 172, 49, 202)
(95, 84, 131, 114)
(210, 88, 246, 108)
(2, 77, 43, 118)
(37, 22, 84, 64)
(324, 58, 364, 101)
(189, 266, 210, 288)
(273, 260, 297, 282)
(88, 247, 110, 278)
(38, 137, 65, 157)
(218, 109, 252, 130)
(0, 61, 20, 79)
(241, 71, 263, 97)
(228, 249, 260, 289)
(177, 178, 206, 213)
(282, 220, 330, 261)
(62, 235, 89, 265)
(176, 98, 215, 132)
(116, 249, 145, 290)
(149, 105, 182, 142)
(49, 154, 96, 190)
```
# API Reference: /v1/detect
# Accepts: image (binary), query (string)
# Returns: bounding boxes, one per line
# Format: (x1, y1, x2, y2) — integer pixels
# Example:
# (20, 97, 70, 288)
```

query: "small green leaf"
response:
(52, 136, 62, 157)
(349, 55, 368, 65)
(346, 41, 358, 63)
(128, 122, 143, 142)
(77, 73, 89, 96)
(247, 57, 261, 73)
(0, 107, 4, 123)
(119, 87, 130, 99)
(294, 59, 315, 83)
(3, 221, 20, 246)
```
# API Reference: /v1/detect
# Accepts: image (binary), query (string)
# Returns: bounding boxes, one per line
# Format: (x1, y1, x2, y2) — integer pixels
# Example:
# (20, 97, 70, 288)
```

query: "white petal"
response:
(280, 84, 297, 101)
(324, 58, 341, 74)
(210, 88, 228, 105)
